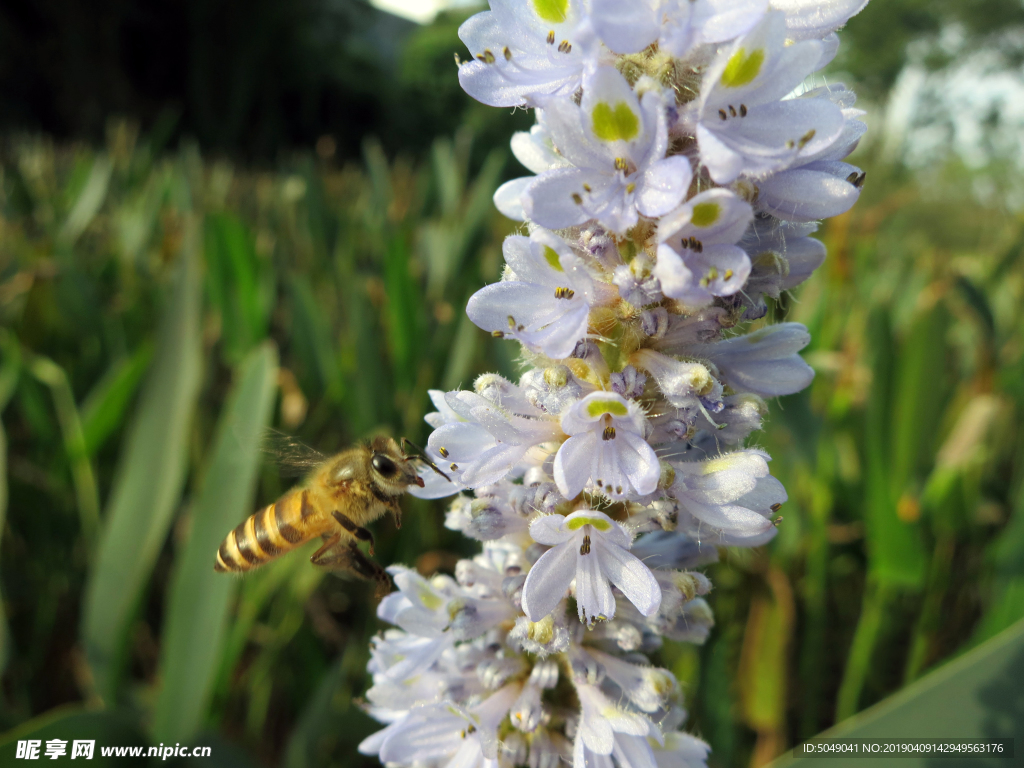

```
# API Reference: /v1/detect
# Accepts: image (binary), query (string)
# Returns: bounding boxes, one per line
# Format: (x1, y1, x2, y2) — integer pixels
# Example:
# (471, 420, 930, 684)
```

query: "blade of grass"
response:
(205, 213, 269, 364)
(835, 580, 892, 721)
(739, 567, 795, 766)
(0, 353, 14, 675)
(863, 306, 926, 588)
(799, 448, 833, 739)
(284, 637, 373, 768)
(81, 217, 203, 705)
(28, 355, 101, 552)
(837, 306, 923, 721)
(80, 343, 154, 457)
(58, 154, 113, 248)
(153, 342, 278, 743)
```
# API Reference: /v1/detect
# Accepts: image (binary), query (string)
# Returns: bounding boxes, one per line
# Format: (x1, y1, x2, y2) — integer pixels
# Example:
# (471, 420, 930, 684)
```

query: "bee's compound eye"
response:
(371, 453, 398, 477)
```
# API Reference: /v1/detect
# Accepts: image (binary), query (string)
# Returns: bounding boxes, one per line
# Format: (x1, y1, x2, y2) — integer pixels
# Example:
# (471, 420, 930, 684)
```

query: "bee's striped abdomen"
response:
(214, 490, 317, 572)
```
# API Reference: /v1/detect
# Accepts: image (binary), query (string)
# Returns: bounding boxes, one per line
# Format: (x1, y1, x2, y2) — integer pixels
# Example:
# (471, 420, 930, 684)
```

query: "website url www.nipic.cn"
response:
(15, 740, 212, 760)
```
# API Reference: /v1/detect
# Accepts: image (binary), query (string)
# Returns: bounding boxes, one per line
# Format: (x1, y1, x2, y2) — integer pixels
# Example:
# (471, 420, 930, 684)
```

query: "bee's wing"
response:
(261, 429, 329, 477)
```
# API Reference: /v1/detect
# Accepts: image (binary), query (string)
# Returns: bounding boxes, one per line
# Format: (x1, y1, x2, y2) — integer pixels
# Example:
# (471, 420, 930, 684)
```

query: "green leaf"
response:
(283, 644, 375, 768)
(29, 355, 101, 551)
(205, 213, 270, 364)
(153, 342, 278, 743)
(287, 275, 341, 402)
(890, 301, 950, 501)
(863, 307, 926, 588)
(80, 343, 154, 457)
(58, 155, 113, 248)
(80, 218, 204, 705)
(0, 706, 144, 767)
(771, 618, 1024, 767)
(0, 419, 9, 675)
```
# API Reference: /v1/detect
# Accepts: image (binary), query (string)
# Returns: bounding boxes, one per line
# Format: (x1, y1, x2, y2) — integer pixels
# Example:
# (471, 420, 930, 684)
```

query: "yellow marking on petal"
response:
(691, 201, 721, 228)
(592, 102, 640, 142)
(701, 455, 743, 474)
(566, 515, 613, 531)
(532, 0, 568, 24)
(585, 398, 629, 418)
(543, 246, 564, 272)
(417, 584, 444, 610)
(720, 48, 764, 88)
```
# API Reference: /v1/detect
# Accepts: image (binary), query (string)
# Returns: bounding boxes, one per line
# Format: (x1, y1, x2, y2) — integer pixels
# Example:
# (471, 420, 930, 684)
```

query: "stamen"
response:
(558, 40, 571, 53)
(492, 330, 505, 338)
(718, 109, 727, 120)
(580, 534, 591, 555)
(438, 447, 450, 458)
(477, 50, 496, 64)
(503, 46, 512, 61)
(572, 193, 583, 204)
(729, 105, 737, 117)
(602, 426, 616, 440)
(546, 30, 555, 44)
(798, 128, 816, 148)
(739, 104, 747, 117)
(614, 157, 628, 172)
(450, 463, 459, 471)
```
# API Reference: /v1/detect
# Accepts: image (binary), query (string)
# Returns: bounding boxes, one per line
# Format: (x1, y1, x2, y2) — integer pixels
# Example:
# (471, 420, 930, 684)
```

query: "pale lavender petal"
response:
(596, 540, 662, 616)
(522, 541, 577, 620)
(576, 539, 617, 621)
(494, 177, 532, 221)
(554, 432, 598, 499)
(636, 156, 693, 218)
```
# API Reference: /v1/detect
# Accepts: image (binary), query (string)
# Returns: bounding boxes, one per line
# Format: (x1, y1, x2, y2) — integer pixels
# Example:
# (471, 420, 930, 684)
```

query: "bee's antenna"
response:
(401, 438, 452, 482)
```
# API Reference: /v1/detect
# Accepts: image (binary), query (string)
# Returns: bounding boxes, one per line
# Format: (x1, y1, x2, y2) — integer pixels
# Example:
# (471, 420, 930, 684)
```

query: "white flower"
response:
(700, 322, 814, 396)
(572, 681, 658, 768)
(426, 390, 562, 489)
(654, 188, 754, 307)
(688, 12, 844, 184)
(457, 0, 592, 108)
(555, 392, 660, 500)
(525, 68, 692, 234)
(739, 218, 826, 299)
(752, 89, 867, 221)
(372, 683, 522, 766)
(467, 229, 604, 359)
(590, 0, 767, 57)
(496, 119, 571, 220)
(772, 0, 870, 41)
(585, 647, 678, 713)
(652, 732, 712, 768)
(629, 349, 723, 415)
(521, 509, 662, 624)
(669, 449, 782, 537)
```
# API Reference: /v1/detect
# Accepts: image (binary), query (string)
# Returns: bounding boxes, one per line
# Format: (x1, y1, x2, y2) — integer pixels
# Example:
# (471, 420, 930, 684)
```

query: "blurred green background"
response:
(0, 1, 1022, 766)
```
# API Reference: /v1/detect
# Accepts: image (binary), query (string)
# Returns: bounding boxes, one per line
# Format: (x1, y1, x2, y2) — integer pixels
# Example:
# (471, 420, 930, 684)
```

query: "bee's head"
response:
(368, 436, 424, 491)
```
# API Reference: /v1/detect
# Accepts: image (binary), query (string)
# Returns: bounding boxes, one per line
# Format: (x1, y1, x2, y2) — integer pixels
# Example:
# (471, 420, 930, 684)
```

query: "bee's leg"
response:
(331, 510, 376, 555)
(310, 534, 341, 562)
(389, 502, 402, 530)
(311, 541, 391, 597)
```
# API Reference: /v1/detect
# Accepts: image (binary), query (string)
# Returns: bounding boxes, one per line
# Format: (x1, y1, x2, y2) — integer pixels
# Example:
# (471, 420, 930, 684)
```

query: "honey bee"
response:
(214, 435, 442, 593)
